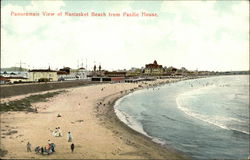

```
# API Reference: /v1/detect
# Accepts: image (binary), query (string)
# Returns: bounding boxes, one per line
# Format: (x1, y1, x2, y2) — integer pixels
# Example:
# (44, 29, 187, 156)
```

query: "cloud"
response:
(159, 1, 249, 70)
(1, 0, 249, 71)
(1, 0, 166, 70)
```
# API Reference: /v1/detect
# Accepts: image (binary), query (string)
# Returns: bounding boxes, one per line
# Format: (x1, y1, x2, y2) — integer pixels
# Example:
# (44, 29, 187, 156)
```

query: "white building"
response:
(75, 67, 89, 79)
(28, 69, 58, 82)
(57, 67, 90, 81)
(1, 71, 28, 78)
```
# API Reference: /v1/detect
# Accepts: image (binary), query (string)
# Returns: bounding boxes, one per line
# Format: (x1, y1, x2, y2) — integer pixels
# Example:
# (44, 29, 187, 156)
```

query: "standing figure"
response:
(41, 147, 44, 155)
(58, 127, 62, 137)
(67, 132, 72, 142)
(71, 143, 75, 153)
(27, 142, 32, 152)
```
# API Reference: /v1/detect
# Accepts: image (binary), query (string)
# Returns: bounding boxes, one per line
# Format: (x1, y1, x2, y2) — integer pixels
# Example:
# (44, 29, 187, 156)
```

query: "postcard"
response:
(1, 0, 249, 159)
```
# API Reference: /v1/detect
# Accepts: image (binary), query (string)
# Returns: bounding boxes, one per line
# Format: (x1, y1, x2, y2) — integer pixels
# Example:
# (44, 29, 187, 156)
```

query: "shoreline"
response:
(1, 78, 192, 159)
(95, 78, 193, 159)
(96, 90, 189, 159)
(111, 75, 249, 159)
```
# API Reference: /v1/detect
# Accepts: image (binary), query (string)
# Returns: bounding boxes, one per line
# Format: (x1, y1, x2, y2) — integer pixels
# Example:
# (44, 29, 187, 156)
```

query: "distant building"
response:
(91, 71, 126, 83)
(57, 67, 89, 81)
(59, 67, 71, 74)
(1, 71, 28, 78)
(0, 76, 10, 84)
(104, 71, 127, 77)
(144, 60, 164, 75)
(164, 66, 177, 75)
(91, 64, 105, 77)
(91, 77, 125, 83)
(4, 77, 29, 83)
(75, 67, 89, 80)
(57, 71, 68, 75)
(57, 70, 72, 81)
(126, 68, 142, 77)
(28, 69, 58, 82)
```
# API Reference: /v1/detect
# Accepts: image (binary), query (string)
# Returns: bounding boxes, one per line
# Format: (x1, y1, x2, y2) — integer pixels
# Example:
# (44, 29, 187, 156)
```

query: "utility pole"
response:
(81, 58, 84, 68)
(86, 58, 87, 70)
(16, 60, 26, 73)
(77, 59, 79, 69)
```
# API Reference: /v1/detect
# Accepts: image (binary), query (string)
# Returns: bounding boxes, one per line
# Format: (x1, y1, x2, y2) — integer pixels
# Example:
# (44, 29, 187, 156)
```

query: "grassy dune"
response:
(0, 91, 64, 112)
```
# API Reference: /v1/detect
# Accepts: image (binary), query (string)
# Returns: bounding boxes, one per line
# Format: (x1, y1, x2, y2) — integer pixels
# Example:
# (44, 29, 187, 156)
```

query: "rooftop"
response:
(29, 69, 57, 72)
(145, 60, 163, 69)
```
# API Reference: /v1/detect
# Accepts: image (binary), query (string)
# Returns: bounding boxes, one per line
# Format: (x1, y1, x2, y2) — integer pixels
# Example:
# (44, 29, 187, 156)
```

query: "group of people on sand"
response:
(25, 109, 82, 156)
(26, 130, 75, 155)
(34, 140, 56, 155)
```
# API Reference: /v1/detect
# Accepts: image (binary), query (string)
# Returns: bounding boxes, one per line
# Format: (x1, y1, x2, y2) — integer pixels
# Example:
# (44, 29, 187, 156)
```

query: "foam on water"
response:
(176, 87, 249, 135)
(115, 108, 168, 146)
(114, 93, 167, 145)
(115, 109, 150, 136)
(114, 75, 249, 159)
(152, 137, 167, 145)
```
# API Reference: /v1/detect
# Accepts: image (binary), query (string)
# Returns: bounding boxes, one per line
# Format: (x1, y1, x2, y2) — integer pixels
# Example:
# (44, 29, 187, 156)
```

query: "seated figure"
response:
(34, 146, 41, 154)
(52, 127, 62, 137)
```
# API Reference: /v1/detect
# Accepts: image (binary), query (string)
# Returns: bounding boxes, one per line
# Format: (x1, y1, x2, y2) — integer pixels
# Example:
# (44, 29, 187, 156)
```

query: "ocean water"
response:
(114, 75, 249, 159)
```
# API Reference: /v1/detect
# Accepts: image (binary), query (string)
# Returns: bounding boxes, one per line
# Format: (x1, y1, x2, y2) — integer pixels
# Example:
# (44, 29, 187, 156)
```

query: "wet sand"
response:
(0, 79, 190, 159)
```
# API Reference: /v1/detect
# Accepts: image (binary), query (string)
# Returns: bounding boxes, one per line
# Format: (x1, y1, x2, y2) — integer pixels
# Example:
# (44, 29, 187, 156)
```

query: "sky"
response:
(1, 0, 249, 71)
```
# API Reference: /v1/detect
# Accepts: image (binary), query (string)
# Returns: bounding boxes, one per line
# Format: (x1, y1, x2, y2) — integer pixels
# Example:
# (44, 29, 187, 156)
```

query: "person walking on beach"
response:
(71, 143, 75, 153)
(26, 142, 31, 152)
(67, 132, 72, 142)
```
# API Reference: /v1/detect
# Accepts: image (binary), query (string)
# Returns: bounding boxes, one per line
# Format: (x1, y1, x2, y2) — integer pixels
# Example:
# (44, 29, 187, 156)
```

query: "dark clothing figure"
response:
(50, 143, 55, 152)
(71, 143, 75, 153)
(41, 147, 44, 154)
(35, 146, 40, 153)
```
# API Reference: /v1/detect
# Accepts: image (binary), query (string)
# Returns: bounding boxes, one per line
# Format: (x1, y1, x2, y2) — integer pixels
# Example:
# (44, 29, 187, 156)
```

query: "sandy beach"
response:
(0, 79, 189, 159)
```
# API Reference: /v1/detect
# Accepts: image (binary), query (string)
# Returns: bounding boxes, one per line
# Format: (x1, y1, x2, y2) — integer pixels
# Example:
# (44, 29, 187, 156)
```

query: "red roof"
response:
(104, 71, 127, 77)
(0, 76, 10, 82)
(145, 60, 163, 69)
(57, 71, 69, 75)
(62, 67, 71, 69)
(111, 77, 125, 81)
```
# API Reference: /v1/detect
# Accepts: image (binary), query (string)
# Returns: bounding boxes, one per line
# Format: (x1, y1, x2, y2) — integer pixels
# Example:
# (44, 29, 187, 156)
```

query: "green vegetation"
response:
(0, 149, 8, 157)
(0, 91, 64, 112)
